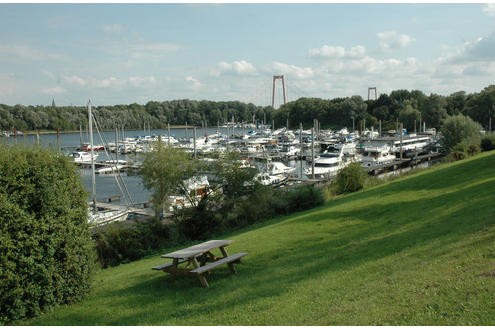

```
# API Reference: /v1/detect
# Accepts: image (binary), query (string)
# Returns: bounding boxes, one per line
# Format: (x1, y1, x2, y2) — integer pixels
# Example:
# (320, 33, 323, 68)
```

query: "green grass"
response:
(21, 151, 495, 325)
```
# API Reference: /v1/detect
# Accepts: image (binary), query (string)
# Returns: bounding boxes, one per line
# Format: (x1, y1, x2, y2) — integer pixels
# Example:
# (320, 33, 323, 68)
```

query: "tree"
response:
(0, 145, 95, 323)
(446, 91, 467, 116)
(206, 150, 259, 200)
(422, 93, 448, 130)
(465, 85, 495, 130)
(335, 162, 367, 194)
(440, 114, 482, 151)
(140, 142, 198, 217)
(399, 103, 421, 132)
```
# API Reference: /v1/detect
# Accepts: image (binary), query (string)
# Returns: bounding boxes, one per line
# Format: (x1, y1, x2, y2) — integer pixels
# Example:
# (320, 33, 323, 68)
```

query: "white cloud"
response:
(271, 62, 314, 79)
(212, 60, 257, 76)
(377, 31, 415, 51)
(62, 75, 87, 86)
(185, 76, 202, 90)
(308, 45, 366, 59)
(41, 86, 66, 95)
(482, 3, 495, 16)
(438, 30, 495, 64)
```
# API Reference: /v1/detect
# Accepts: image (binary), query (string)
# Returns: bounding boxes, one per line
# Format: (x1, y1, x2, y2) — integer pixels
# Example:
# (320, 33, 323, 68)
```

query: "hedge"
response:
(0, 145, 95, 324)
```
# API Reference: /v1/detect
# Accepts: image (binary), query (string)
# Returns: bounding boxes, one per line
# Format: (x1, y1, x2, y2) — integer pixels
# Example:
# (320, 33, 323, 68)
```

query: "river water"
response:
(3, 127, 308, 206)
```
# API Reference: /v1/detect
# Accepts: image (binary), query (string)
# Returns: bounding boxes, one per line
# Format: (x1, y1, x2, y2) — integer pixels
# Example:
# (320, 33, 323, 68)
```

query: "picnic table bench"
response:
(152, 239, 247, 287)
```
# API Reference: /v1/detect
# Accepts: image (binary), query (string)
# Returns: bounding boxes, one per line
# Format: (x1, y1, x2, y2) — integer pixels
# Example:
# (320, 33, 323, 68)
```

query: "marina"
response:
(2, 123, 445, 223)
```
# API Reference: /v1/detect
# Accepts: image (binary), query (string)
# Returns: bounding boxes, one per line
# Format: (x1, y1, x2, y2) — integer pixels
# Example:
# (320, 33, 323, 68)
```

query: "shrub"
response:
(0, 145, 95, 324)
(174, 196, 222, 241)
(175, 184, 325, 238)
(336, 163, 367, 194)
(481, 133, 495, 151)
(93, 218, 172, 268)
(284, 185, 325, 212)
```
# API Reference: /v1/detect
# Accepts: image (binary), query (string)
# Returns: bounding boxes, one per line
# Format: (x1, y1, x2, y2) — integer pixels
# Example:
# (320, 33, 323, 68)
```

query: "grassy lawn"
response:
(21, 151, 495, 325)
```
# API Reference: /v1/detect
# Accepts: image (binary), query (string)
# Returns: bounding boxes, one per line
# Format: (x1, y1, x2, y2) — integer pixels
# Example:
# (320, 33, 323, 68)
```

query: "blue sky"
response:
(1, 3, 495, 107)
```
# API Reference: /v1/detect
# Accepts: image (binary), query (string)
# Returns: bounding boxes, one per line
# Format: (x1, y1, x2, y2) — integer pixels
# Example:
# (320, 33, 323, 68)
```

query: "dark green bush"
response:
(177, 184, 325, 237)
(0, 145, 95, 324)
(284, 185, 325, 212)
(481, 134, 495, 151)
(336, 162, 367, 194)
(93, 218, 172, 268)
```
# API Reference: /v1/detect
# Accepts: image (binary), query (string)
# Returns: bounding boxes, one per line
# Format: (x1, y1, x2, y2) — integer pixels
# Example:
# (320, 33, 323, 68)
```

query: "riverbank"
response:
(1, 125, 202, 136)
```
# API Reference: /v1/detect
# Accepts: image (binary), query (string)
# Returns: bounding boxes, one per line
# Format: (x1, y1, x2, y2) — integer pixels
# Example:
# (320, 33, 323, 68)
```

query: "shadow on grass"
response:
(59, 177, 493, 324)
(27, 152, 495, 325)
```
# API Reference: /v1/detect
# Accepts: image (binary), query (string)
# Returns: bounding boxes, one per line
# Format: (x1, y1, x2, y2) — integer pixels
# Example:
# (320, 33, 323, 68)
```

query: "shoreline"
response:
(2, 126, 200, 136)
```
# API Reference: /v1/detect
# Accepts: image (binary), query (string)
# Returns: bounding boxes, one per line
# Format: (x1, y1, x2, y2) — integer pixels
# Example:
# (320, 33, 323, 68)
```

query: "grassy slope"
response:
(22, 152, 495, 325)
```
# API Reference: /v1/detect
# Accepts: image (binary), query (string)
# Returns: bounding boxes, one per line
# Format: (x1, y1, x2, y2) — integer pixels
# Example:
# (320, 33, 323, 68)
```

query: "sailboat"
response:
(86, 100, 130, 227)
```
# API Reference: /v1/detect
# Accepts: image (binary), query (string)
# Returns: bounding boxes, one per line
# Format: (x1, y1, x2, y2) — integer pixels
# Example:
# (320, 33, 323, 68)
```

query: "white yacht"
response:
(361, 144, 396, 168)
(305, 148, 345, 179)
(267, 161, 296, 177)
(70, 151, 97, 164)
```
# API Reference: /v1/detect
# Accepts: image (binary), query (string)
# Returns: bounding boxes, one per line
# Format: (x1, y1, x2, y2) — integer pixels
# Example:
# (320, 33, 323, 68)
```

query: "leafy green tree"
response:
(140, 142, 198, 217)
(0, 145, 95, 324)
(440, 114, 482, 151)
(336, 162, 367, 194)
(446, 91, 467, 116)
(422, 93, 448, 130)
(206, 150, 259, 200)
(464, 85, 495, 130)
(399, 103, 421, 132)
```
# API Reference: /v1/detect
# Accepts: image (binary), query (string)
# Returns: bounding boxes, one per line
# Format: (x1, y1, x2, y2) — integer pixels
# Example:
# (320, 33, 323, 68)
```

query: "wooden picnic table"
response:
(152, 239, 247, 287)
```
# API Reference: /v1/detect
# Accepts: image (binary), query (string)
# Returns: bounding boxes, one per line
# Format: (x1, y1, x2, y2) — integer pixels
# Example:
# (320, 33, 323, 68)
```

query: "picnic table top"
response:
(161, 239, 233, 260)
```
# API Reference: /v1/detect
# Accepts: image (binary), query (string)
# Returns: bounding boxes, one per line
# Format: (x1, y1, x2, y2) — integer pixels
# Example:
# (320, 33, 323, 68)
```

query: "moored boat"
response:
(70, 151, 98, 163)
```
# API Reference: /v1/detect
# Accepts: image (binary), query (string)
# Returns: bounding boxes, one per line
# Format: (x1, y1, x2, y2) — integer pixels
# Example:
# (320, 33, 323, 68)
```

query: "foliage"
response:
(0, 145, 95, 324)
(19, 151, 495, 326)
(0, 100, 274, 132)
(452, 136, 481, 157)
(1, 85, 495, 137)
(174, 196, 222, 241)
(92, 218, 172, 268)
(205, 150, 259, 199)
(175, 184, 325, 240)
(140, 142, 198, 217)
(480, 133, 495, 151)
(440, 114, 482, 151)
(464, 85, 495, 130)
(335, 162, 367, 194)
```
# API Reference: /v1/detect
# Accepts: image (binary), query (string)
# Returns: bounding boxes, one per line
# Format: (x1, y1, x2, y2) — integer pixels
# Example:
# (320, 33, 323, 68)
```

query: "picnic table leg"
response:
(192, 257, 209, 287)
(219, 246, 237, 274)
(170, 258, 179, 282)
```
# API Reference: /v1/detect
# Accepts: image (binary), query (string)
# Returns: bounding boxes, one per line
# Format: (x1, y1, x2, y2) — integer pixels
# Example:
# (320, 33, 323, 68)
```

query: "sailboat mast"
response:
(88, 100, 97, 214)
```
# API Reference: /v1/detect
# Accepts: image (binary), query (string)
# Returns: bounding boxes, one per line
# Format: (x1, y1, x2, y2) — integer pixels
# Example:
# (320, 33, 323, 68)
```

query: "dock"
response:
(95, 201, 155, 218)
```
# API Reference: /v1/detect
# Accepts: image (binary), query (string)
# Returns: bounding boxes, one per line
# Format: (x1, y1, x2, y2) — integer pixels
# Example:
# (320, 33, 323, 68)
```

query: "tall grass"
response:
(20, 151, 495, 325)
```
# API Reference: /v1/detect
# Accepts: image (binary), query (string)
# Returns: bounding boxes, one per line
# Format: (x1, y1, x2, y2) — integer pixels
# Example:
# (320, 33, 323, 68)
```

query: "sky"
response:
(1, 2, 495, 108)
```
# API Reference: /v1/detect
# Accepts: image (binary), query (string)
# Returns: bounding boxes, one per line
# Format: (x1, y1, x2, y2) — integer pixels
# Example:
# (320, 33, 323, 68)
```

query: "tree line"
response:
(1, 85, 494, 133)
(274, 85, 495, 133)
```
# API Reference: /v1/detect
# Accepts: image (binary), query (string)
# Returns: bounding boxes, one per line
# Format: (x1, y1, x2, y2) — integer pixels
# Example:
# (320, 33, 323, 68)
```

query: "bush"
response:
(174, 195, 223, 241)
(175, 184, 325, 238)
(284, 185, 325, 212)
(93, 218, 172, 268)
(0, 145, 95, 324)
(481, 134, 495, 151)
(336, 163, 367, 194)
